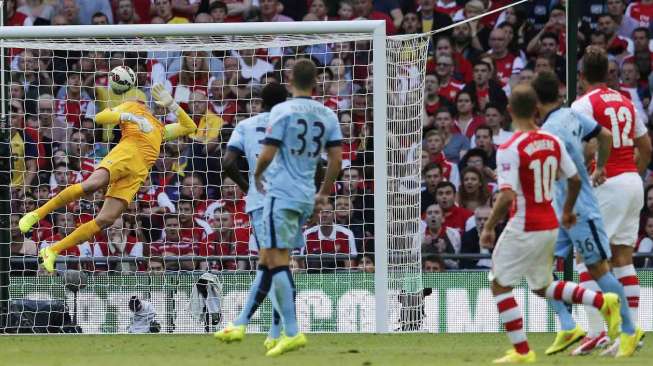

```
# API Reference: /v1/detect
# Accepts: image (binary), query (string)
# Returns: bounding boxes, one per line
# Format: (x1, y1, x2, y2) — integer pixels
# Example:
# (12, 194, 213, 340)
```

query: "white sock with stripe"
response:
(577, 262, 606, 338)
(613, 264, 639, 326)
(495, 292, 530, 355)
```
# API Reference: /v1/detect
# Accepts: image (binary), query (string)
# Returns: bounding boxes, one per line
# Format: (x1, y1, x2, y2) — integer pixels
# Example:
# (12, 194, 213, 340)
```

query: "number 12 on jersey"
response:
(529, 156, 558, 203)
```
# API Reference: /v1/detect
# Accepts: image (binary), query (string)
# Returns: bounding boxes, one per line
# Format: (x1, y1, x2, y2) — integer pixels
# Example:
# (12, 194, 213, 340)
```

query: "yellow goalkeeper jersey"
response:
(111, 101, 165, 168)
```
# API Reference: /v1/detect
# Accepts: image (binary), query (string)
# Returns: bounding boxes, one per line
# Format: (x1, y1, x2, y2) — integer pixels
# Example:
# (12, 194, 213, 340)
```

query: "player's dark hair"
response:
(633, 27, 650, 39)
(475, 124, 493, 137)
(461, 148, 489, 168)
(509, 84, 538, 119)
(208, 1, 227, 13)
(422, 162, 442, 176)
(261, 82, 288, 111)
(435, 180, 456, 194)
(473, 60, 492, 71)
(484, 102, 505, 115)
(292, 58, 318, 91)
(540, 32, 559, 44)
(92, 12, 108, 21)
(531, 70, 560, 105)
(582, 46, 609, 83)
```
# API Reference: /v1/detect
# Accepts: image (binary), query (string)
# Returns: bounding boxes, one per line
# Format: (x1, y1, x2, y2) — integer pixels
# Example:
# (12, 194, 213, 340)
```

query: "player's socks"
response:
(545, 280, 604, 308)
(268, 289, 282, 339)
(233, 265, 272, 327)
(35, 183, 85, 220)
(50, 219, 101, 254)
(577, 265, 606, 338)
(271, 266, 298, 337)
(548, 299, 576, 331)
(596, 272, 635, 335)
(613, 265, 640, 325)
(495, 292, 530, 355)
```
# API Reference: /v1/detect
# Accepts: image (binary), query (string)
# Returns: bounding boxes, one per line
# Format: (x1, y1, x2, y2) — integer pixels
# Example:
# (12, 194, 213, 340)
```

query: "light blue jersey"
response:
(541, 108, 603, 221)
(263, 97, 342, 204)
(542, 107, 611, 264)
(226, 112, 269, 213)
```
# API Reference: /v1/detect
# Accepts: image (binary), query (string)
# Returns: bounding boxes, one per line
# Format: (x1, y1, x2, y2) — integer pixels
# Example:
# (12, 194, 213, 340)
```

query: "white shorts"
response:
(594, 172, 643, 246)
(489, 225, 558, 290)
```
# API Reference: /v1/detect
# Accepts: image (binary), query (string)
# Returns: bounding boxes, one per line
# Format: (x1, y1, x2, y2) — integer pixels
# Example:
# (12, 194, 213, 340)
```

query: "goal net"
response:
(0, 21, 428, 333)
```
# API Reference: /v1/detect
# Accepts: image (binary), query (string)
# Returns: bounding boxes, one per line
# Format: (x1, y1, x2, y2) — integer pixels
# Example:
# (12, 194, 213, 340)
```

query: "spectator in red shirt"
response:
(435, 37, 473, 84)
(56, 72, 92, 129)
(435, 181, 472, 234)
(354, 0, 396, 35)
(303, 200, 358, 270)
(626, 0, 653, 28)
(115, 0, 139, 24)
(6, 0, 33, 26)
(40, 211, 90, 271)
(489, 27, 523, 87)
(424, 126, 461, 183)
(93, 216, 143, 272)
(150, 214, 196, 271)
(169, 51, 210, 111)
(598, 13, 634, 59)
(199, 208, 238, 271)
(420, 203, 461, 269)
(209, 77, 237, 124)
(453, 91, 485, 139)
(463, 61, 508, 112)
(435, 54, 463, 103)
(424, 73, 453, 129)
(178, 200, 209, 242)
(334, 195, 369, 253)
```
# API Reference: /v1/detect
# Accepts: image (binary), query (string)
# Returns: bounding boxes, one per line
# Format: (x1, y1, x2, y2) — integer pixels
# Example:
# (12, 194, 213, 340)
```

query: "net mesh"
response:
(1, 29, 428, 333)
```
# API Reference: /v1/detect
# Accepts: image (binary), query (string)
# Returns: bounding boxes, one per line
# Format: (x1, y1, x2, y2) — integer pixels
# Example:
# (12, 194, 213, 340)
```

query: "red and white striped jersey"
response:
(497, 130, 577, 232)
(572, 87, 648, 178)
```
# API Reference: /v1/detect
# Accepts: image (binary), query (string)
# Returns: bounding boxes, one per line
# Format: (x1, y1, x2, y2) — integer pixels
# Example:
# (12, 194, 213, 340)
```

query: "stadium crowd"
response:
(6, 0, 653, 275)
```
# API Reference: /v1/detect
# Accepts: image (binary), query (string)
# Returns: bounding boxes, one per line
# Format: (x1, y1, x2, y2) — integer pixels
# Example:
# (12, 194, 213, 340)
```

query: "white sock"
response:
(577, 263, 605, 338)
(613, 264, 640, 326)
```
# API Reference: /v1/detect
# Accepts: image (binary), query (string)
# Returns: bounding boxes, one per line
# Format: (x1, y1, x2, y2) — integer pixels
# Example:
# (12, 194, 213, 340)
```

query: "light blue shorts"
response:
(249, 208, 265, 252)
(554, 218, 612, 265)
(260, 196, 313, 250)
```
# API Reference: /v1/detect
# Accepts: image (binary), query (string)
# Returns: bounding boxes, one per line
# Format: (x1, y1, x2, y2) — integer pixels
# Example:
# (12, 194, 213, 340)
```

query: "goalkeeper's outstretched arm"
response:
(150, 83, 198, 140)
(164, 107, 198, 141)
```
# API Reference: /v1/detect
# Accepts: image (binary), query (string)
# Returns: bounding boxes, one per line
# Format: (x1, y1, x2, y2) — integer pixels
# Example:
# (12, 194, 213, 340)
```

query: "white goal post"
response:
(0, 21, 428, 334)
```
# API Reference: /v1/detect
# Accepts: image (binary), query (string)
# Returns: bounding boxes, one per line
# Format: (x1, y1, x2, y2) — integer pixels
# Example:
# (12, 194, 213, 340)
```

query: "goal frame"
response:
(0, 20, 391, 333)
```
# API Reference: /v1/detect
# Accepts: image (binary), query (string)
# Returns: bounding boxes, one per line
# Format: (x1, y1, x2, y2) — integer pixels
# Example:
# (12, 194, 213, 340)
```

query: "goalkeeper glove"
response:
(121, 112, 153, 133)
(152, 83, 179, 112)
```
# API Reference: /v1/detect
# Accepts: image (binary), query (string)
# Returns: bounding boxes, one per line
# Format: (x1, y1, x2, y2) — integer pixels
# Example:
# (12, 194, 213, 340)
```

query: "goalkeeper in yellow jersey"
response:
(19, 84, 198, 273)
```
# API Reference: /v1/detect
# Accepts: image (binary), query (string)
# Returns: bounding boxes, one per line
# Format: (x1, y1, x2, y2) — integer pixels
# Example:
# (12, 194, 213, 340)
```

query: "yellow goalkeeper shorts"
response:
(97, 143, 150, 204)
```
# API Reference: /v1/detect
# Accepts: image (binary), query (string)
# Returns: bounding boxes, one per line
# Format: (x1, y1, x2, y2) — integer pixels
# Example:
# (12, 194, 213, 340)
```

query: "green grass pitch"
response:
(1, 333, 650, 366)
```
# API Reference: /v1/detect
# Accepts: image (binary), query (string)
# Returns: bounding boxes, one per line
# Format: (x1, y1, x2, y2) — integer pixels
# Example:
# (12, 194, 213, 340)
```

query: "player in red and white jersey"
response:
(480, 85, 622, 364)
(572, 47, 652, 340)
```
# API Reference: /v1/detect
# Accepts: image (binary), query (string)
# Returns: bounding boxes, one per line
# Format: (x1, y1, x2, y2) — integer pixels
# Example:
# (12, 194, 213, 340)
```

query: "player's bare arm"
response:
(222, 150, 249, 193)
(634, 133, 652, 174)
(591, 127, 613, 186)
(316, 146, 342, 205)
(254, 144, 278, 193)
(480, 189, 515, 249)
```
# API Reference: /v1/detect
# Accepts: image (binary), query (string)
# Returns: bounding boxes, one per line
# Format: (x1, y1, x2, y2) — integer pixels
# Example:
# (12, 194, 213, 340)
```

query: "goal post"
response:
(0, 21, 429, 334)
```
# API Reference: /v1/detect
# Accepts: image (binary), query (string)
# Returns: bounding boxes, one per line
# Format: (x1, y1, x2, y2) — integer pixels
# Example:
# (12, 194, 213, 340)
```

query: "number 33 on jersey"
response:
(497, 130, 578, 232)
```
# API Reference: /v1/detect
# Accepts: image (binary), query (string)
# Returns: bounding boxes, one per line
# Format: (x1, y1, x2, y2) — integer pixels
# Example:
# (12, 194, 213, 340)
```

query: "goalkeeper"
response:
(19, 84, 197, 273)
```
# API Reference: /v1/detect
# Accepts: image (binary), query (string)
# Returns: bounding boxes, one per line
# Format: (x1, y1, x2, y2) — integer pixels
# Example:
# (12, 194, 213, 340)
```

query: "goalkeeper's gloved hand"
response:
(121, 112, 153, 133)
(152, 83, 179, 112)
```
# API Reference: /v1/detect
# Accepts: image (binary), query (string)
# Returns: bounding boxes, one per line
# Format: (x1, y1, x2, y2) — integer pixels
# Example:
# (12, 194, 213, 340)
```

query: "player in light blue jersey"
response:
(214, 83, 287, 350)
(533, 71, 638, 357)
(254, 59, 343, 357)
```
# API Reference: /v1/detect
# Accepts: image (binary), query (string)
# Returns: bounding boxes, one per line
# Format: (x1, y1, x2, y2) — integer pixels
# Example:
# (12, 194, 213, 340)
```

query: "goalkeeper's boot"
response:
(492, 349, 536, 364)
(599, 293, 622, 341)
(264, 336, 281, 351)
(19, 212, 40, 234)
(616, 328, 646, 358)
(38, 247, 57, 274)
(545, 326, 586, 355)
(213, 323, 245, 343)
(265, 333, 307, 357)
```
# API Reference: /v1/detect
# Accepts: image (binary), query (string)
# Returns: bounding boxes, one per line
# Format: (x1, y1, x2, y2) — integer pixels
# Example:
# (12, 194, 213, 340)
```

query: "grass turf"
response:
(1, 332, 650, 366)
